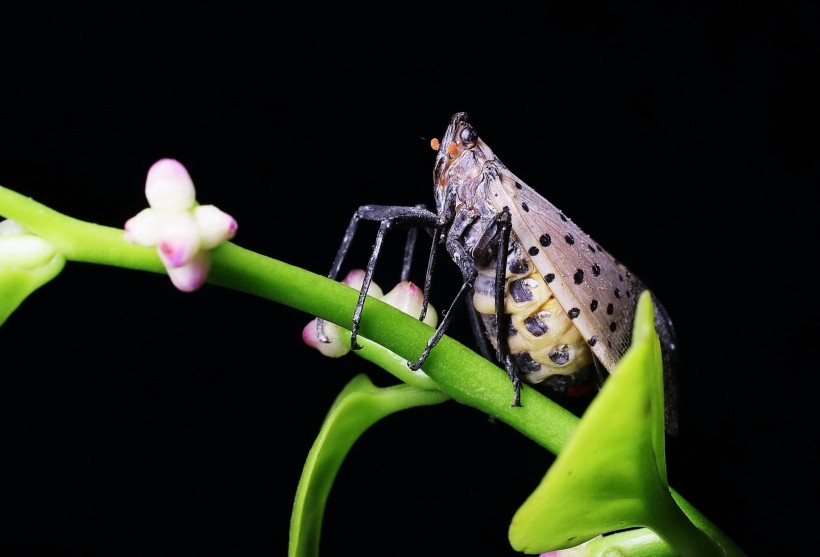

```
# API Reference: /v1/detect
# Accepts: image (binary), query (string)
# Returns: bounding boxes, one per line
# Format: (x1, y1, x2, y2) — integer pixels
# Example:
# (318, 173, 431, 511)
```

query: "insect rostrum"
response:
(318, 112, 678, 433)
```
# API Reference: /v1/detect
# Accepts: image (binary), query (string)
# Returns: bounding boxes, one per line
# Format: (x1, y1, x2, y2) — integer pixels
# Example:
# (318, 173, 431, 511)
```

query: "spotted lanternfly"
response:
(317, 112, 678, 433)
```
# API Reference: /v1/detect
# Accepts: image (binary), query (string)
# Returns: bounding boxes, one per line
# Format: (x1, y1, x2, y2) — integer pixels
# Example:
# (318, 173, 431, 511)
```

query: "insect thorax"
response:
(471, 236, 595, 391)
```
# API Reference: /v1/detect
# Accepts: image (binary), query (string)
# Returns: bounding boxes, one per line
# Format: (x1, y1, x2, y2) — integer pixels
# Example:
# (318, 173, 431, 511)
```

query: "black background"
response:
(1, 3, 815, 556)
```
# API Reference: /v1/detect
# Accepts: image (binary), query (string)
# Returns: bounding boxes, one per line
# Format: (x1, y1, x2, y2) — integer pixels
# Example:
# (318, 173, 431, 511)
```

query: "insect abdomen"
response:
(472, 238, 594, 389)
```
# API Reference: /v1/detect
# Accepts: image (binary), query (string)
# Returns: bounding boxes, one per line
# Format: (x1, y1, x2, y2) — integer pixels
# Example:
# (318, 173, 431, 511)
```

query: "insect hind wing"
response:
(651, 293, 680, 435)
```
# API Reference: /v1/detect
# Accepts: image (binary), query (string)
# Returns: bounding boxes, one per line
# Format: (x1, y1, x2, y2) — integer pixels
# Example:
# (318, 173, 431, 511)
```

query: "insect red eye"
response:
(430, 138, 440, 151)
(447, 142, 458, 155)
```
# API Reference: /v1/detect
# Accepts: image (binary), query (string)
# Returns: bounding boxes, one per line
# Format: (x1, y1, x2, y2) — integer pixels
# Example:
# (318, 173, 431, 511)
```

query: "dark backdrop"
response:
(1, 3, 815, 556)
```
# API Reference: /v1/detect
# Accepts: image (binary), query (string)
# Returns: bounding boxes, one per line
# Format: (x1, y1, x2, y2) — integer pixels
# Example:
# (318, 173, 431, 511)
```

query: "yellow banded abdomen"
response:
(471, 242, 593, 385)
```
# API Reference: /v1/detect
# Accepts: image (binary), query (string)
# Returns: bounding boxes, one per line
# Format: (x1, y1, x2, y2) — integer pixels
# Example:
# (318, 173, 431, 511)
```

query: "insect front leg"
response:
(316, 205, 439, 347)
(417, 226, 441, 324)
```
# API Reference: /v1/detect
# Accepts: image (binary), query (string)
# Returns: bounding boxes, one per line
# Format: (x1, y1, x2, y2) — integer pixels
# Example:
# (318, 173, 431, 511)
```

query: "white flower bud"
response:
(166, 250, 212, 293)
(340, 269, 384, 299)
(124, 208, 162, 246)
(193, 205, 238, 248)
(302, 317, 351, 358)
(145, 159, 196, 212)
(156, 213, 201, 268)
(381, 281, 437, 326)
(0, 219, 25, 235)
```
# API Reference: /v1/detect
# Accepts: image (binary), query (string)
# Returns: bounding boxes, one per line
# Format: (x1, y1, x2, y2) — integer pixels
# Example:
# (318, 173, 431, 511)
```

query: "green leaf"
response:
(509, 291, 721, 556)
(288, 374, 449, 557)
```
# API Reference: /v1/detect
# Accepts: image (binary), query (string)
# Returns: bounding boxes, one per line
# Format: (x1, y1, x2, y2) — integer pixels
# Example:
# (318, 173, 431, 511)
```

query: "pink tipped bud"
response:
(145, 159, 196, 211)
(124, 208, 162, 246)
(166, 251, 212, 292)
(156, 216, 200, 268)
(340, 269, 384, 298)
(381, 281, 437, 326)
(302, 318, 351, 357)
(193, 205, 238, 248)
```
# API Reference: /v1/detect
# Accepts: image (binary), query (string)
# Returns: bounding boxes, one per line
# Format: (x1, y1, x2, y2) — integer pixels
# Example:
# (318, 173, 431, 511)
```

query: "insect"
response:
(317, 112, 678, 433)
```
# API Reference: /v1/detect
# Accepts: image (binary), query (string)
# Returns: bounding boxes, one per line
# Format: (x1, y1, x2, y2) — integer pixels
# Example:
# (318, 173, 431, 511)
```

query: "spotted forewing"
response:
(491, 174, 645, 373)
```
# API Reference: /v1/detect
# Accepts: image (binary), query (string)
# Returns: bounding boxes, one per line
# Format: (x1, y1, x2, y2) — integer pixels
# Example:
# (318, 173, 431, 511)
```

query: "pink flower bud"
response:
(124, 208, 162, 246)
(166, 250, 212, 292)
(381, 281, 437, 326)
(302, 317, 351, 358)
(156, 215, 200, 268)
(145, 159, 196, 211)
(194, 205, 238, 248)
(340, 269, 384, 298)
(303, 274, 437, 358)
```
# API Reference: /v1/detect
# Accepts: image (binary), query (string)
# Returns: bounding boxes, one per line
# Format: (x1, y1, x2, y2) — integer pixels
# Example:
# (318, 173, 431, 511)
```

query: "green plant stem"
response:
(0, 185, 745, 555)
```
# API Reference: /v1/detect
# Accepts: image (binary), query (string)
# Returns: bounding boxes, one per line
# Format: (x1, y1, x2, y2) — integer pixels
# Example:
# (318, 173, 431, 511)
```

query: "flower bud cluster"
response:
(124, 159, 237, 292)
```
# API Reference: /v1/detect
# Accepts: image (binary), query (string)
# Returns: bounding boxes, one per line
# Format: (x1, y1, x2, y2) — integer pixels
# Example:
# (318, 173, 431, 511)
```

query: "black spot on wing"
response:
(498, 169, 648, 369)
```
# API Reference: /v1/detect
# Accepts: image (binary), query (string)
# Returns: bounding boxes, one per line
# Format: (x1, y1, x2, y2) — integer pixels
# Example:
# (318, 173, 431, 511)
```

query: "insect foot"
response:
(304, 270, 437, 359)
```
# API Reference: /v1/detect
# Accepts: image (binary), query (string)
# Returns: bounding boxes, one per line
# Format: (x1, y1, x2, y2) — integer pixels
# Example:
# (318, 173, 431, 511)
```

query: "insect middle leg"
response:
(408, 208, 523, 406)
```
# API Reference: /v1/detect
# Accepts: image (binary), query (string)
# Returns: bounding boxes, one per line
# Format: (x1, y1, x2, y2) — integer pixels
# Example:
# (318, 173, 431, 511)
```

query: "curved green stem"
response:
(289, 375, 449, 557)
